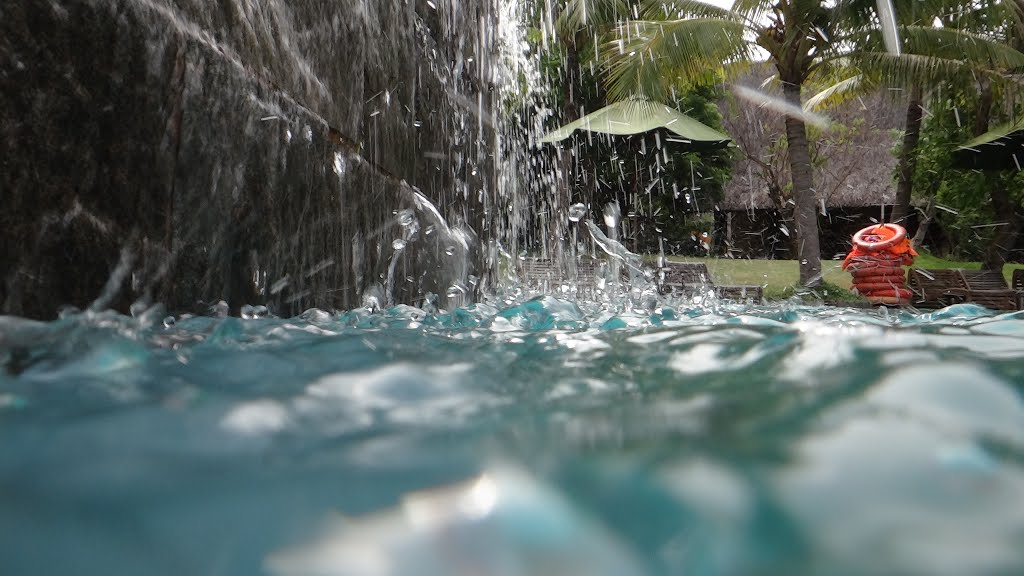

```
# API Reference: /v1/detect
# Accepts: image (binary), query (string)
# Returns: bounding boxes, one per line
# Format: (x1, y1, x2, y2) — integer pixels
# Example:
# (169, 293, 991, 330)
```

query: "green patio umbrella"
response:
(538, 99, 731, 149)
(952, 118, 1024, 170)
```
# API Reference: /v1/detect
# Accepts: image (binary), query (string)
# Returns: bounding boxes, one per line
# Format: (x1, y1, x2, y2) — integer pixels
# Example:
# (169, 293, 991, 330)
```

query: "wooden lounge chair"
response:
(957, 269, 1018, 310)
(659, 261, 764, 302)
(1014, 268, 1024, 310)
(907, 268, 969, 308)
(518, 258, 604, 292)
(519, 258, 562, 287)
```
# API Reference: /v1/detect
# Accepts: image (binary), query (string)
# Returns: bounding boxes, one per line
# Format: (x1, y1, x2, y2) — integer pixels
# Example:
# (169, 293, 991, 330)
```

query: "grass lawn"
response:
(666, 253, 1024, 299)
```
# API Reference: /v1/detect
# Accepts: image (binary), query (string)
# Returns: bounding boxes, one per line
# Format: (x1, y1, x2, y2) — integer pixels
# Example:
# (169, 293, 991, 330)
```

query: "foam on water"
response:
(2, 298, 1024, 576)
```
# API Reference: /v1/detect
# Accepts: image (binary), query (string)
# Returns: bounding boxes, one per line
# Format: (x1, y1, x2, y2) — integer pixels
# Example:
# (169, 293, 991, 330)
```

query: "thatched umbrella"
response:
(952, 119, 1024, 170)
(539, 98, 731, 148)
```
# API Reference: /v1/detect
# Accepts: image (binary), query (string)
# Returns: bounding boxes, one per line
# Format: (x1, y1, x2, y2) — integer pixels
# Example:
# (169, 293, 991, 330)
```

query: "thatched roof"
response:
(717, 69, 907, 211)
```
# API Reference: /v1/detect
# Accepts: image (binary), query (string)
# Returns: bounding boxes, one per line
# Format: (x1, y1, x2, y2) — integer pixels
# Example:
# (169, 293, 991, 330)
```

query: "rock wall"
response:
(0, 0, 497, 319)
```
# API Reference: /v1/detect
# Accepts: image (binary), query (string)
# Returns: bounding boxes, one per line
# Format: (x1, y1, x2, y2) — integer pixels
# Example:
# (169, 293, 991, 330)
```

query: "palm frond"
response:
(639, 0, 737, 20)
(557, 0, 631, 37)
(900, 26, 1024, 72)
(730, 0, 775, 28)
(804, 74, 864, 110)
(603, 18, 748, 101)
(853, 51, 1001, 90)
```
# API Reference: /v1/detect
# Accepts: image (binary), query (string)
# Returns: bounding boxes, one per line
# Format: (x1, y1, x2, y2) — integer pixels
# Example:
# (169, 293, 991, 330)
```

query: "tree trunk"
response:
(782, 82, 822, 287)
(982, 188, 1019, 271)
(972, 78, 1014, 271)
(892, 84, 923, 225)
(974, 79, 993, 138)
(912, 197, 936, 248)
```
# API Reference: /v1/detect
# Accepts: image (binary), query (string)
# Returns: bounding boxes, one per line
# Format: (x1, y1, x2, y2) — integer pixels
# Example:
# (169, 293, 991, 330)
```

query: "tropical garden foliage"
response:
(516, 0, 734, 257)
(517, 0, 1024, 279)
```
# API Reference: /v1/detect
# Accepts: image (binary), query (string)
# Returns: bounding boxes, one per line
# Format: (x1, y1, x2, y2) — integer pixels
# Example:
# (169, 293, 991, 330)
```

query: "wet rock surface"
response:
(0, 0, 496, 319)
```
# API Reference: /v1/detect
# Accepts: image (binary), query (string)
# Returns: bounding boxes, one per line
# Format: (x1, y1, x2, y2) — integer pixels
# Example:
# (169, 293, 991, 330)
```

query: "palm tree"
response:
(605, 0, 1024, 282)
(834, 1, 1024, 269)
(604, 0, 841, 286)
(832, 0, 1024, 226)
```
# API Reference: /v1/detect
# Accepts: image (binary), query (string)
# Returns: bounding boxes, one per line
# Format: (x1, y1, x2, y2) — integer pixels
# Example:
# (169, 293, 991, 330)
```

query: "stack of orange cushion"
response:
(841, 224, 917, 305)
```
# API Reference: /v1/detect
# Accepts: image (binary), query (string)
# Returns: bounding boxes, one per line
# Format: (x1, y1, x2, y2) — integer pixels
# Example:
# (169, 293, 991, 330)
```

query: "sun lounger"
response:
(957, 269, 1018, 310)
(518, 258, 604, 291)
(907, 268, 969, 308)
(909, 268, 1019, 310)
(659, 261, 764, 302)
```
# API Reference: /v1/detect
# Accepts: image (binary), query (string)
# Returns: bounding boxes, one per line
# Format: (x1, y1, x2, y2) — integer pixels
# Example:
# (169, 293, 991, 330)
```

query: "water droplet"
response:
(393, 238, 407, 250)
(421, 292, 439, 314)
(568, 203, 586, 222)
(210, 301, 229, 317)
(445, 246, 456, 256)
(129, 300, 149, 318)
(603, 202, 621, 228)
(398, 209, 415, 228)
(270, 276, 290, 295)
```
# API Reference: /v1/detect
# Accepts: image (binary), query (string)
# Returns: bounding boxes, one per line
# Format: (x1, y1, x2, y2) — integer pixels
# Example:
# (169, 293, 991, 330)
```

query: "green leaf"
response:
(538, 98, 732, 147)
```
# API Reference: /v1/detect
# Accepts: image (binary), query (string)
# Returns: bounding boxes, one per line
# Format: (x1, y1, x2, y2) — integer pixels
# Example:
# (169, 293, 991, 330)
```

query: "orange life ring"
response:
(862, 287, 913, 299)
(850, 268, 905, 279)
(855, 283, 907, 293)
(853, 277, 906, 288)
(852, 224, 907, 252)
(846, 253, 909, 265)
(868, 296, 910, 306)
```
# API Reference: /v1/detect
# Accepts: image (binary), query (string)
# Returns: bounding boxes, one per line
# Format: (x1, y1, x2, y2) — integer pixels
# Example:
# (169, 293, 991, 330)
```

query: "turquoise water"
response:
(2, 297, 1024, 576)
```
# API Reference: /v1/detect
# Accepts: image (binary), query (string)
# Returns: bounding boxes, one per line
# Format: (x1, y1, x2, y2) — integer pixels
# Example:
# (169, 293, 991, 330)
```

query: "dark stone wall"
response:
(0, 0, 496, 319)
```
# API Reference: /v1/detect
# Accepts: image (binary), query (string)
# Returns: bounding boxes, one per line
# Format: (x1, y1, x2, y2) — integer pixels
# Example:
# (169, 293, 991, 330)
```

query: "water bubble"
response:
(398, 209, 416, 228)
(446, 282, 468, 298)
(393, 238, 407, 251)
(568, 203, 587, 222)
(421, 292, 439, 314)
(162, 316, 176, 328)
(210, 300, 229, 317)
(362, 295, 381, 313)
(299, 308, 332, 324)
(252, 305, 269, 318)
(603, 202, 621, 228)
(445, 246, 456, 256)
(129, 300, 149, 318)
(240, 305, 256, 319)
(801, 259, 809, 265)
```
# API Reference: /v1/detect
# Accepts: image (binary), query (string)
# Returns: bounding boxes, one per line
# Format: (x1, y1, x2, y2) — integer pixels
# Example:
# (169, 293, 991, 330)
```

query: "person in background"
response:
(701, 232, 712, 256)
